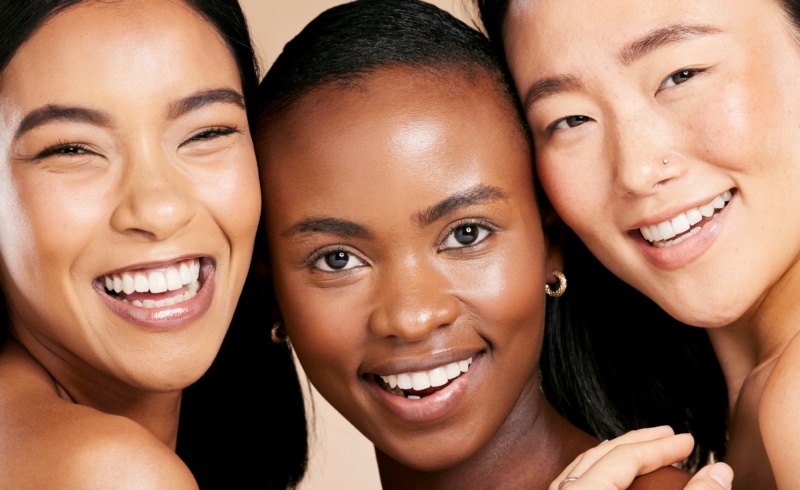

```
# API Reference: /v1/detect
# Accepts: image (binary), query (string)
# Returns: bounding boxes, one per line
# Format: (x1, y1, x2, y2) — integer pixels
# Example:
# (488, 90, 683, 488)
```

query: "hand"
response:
(550, 426, 733, 490)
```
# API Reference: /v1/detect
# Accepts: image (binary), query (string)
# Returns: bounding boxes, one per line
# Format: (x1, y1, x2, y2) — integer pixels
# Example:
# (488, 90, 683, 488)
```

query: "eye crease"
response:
(439, 222, 493, 251)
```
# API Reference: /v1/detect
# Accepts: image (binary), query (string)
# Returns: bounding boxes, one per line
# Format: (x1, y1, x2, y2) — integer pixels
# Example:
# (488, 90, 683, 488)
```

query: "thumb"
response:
(684, 463, 733, 490)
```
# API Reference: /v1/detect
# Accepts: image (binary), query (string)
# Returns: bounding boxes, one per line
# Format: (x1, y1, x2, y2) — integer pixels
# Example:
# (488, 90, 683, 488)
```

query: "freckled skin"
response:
(502, 0, 800, 487)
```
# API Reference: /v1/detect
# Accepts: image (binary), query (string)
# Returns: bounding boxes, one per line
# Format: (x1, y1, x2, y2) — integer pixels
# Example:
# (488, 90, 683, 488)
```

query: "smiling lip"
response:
(95, 257, 216, 329)
(376, 356, 474, 399)
(638, 190, 732, 247)
(366, 353, 481, 423)
(633, 190, 735, 270)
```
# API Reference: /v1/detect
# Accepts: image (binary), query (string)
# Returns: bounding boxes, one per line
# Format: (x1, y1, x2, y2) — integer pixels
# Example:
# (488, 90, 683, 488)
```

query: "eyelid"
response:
(306, 244, 369, 273)
(658, 67, 706, 92)
(438, 218, 496, 252)
(545, 115, 592, 134)
(181, 125, 240, 146)
(35, 141, 97, 159)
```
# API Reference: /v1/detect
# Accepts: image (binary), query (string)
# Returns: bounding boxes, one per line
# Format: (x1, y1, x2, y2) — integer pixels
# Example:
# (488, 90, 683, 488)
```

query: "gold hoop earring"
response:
(545, 270, 567, 298)
(271, 320, 288, 344)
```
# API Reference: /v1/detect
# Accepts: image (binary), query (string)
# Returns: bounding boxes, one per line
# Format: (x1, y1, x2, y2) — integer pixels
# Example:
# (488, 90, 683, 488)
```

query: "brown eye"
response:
(660, 68, 702, 90)
(440, 222, 492, 251)
(312, 249, 367, 272)
(325, 251, 350, 270)
(453, 225, 479, 245)
(548, 115, 591, 133)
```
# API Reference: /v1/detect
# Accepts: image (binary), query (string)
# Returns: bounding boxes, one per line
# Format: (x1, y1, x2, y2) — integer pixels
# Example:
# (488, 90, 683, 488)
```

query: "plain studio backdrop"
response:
(239, 1, 470, 489)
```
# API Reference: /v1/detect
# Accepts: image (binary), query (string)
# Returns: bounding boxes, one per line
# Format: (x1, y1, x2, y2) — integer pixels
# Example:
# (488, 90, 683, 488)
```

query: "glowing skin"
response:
(260, 66, 693, 488)
(501, 0, 800, 487)
(0, 0, 259, 436)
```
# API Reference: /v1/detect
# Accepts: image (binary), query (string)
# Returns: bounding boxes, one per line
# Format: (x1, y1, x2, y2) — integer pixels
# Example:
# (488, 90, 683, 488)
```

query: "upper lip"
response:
(96, 254, 211, 279)
(627, 189, 733, 232)
(363, 348, 483, 377)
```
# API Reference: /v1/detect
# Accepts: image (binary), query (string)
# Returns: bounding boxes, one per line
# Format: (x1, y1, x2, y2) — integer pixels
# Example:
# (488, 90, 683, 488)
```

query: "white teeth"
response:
(103, 258, 202, 306)
(639, 191, 732, 244)
(121, 288, 199, 309)
(379, 356, 474, 398)
(396, 373, 412, 390)
(134, 273, 149, 293)
(166, 268, 182, 291)
(411, 372, 430, 391)
(148, 271, 168, 294)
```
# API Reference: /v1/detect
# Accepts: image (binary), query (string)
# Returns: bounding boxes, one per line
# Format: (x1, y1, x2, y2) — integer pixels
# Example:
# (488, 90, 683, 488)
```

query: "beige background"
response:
(238, 1, 470, 489)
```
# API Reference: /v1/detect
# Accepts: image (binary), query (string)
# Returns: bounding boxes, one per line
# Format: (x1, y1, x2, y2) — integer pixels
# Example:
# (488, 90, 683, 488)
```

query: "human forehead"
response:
(258, 67, 534, 208)
(1, 0, 239, 114)
(260, 66, 527, 165)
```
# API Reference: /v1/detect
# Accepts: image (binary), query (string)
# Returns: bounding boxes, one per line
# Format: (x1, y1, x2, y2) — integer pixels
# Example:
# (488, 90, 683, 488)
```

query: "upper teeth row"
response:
(103, 259, 200, 295)
(379, 356, 473, 392)
(640, 190, 732, 243)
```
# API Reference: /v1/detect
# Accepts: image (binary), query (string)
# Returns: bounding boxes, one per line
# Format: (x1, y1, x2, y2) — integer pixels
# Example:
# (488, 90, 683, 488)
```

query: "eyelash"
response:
(659, 67, 704, 91)
(438, 219, 495, 252)
(544, 67, 706, 135)
(184, 126, 240, 144)
(307, 246, 368, 273)
(36, 141, 93, 159)
(546, 115, 591, 134)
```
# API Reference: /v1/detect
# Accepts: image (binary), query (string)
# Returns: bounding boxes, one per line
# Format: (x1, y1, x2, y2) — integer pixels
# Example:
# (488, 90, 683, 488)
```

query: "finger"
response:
(553, 426, 679, 483)
(684, 463, 733, 490)
(551, 432, 696, 490)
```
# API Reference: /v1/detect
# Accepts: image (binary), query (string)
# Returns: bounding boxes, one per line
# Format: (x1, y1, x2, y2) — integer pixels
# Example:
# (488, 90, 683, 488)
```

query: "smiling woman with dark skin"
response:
(0, 1, 307, 487)
(255, 1, 729, 488)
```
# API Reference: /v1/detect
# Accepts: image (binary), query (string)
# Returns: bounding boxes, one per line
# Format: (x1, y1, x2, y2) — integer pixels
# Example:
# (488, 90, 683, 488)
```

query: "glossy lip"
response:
(94, 256, 216, 329)
(631, 191, 736, 270)
(364, 351, 483, 424)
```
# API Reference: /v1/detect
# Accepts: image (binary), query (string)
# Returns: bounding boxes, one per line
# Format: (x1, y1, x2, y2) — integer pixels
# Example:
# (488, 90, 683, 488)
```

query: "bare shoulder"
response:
(0, 344, 197, 490)
(759, 330, 800, 487)
(628, 466, 692, 490)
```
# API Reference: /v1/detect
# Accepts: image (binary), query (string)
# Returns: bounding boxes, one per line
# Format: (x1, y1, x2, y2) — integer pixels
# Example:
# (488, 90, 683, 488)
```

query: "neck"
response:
(375, 400, 596, 490)
(706, 257, 800, 409)
(13, 339, 183, 448)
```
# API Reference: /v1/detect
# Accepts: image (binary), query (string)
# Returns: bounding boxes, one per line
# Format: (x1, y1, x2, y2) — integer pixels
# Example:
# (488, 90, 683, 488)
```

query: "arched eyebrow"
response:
(415, 184, 507, 227)
(523, 75, 582, 112)
(14, 88, 245, 139)
(282, 217, 372, 239)
(619, 23, 721, 66)
(281, 184, 507, 239)
(521, 23, 720, 111)
(15, 105, 113, 138)
(167, 88, 245, 120)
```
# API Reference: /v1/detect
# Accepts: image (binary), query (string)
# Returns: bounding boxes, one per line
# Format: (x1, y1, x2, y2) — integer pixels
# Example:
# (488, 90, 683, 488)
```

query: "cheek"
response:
(0, 171, 104, 287)
(203, 151, 261, 246)
(275, 275, 368, 382)
(535, 150, 603, 234)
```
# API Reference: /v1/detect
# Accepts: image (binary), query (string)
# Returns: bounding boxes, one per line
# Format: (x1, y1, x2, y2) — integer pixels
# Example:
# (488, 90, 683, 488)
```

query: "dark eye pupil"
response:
(454, 225, 478, 245)
(674, 70, 692, 83)
(325, 251, 350, 269)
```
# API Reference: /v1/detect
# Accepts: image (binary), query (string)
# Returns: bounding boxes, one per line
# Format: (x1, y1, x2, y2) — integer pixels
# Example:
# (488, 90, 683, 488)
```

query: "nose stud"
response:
(662, 158, 669, 165)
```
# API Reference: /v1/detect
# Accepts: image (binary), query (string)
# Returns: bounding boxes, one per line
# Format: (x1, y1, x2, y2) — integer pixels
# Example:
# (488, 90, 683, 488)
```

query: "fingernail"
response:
(708, 463, 733, 488)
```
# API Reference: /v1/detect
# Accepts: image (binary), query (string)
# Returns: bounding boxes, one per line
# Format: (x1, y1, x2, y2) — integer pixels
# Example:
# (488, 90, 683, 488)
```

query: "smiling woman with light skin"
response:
(255, 1, 731, 488)
(475, 0, 800, 487)
(0, 1, 306, 487)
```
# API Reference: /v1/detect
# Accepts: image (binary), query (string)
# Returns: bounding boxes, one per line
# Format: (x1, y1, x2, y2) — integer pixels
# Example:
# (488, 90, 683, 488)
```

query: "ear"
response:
(541, 208, 565, 280)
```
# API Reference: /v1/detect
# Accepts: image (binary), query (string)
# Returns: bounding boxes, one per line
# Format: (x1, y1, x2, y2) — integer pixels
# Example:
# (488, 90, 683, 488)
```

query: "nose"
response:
(110, 147, 196, 241)
(368, 256, 460, 342)
(611, 114, 685, 197)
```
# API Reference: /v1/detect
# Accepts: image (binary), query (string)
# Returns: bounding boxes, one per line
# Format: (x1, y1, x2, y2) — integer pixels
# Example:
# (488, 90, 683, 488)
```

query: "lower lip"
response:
(635, 194, 734, 270)
(94, 262, 216, 329)
(367, 355, 480, 424)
